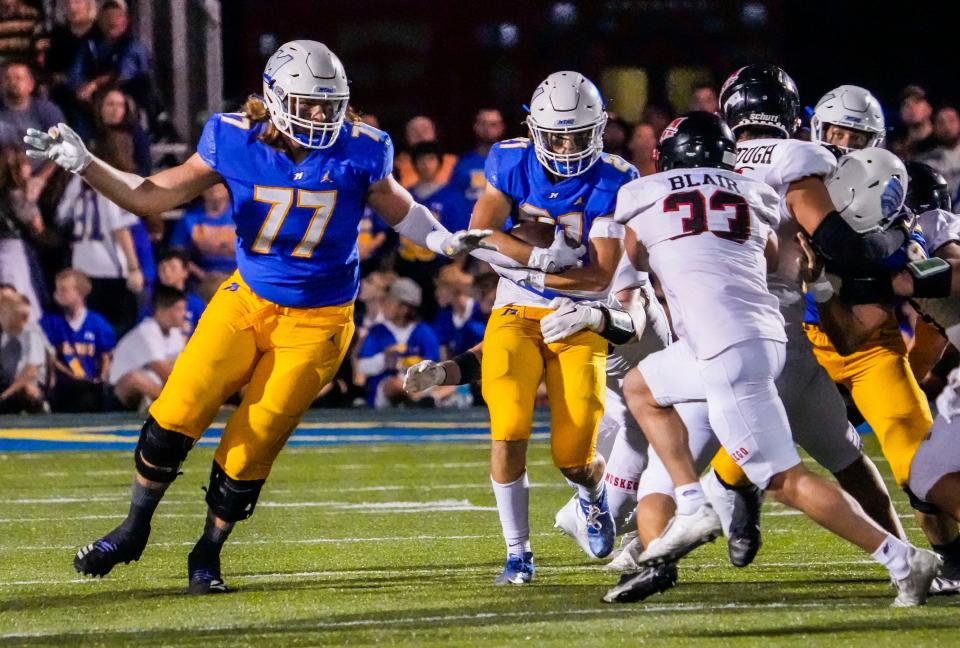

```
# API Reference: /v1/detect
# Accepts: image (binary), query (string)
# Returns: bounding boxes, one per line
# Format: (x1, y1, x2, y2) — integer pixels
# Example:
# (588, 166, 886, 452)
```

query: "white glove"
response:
(492, 264, 545, 291)
(540, 297, 604, 343)
(23, 123, 93, 174)
(425, 228, 496, 256)
(403, 360, 447, 393)
(528, 235, 586, 273)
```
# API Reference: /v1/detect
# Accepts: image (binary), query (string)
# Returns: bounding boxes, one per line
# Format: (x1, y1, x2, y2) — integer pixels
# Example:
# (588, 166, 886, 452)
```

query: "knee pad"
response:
(904, 485, 941, 515)
(205, 461, 266, 522)
(134, 417, 195, 483)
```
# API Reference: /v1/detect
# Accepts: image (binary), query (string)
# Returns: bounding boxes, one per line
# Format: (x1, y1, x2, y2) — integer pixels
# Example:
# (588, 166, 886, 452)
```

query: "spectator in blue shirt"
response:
(140, 249, 206, 336)
(69, 0, 152, 138)
(358, 278, 440, 408)
(168, 183, 237, 281)
(449, 108, 504, 210)
(41, 268, 115, 412)
(432, 265, 486, 359)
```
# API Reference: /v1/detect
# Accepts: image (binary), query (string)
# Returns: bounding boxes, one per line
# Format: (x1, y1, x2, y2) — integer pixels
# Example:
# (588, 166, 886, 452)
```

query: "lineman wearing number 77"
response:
(24, 40, 492, 594)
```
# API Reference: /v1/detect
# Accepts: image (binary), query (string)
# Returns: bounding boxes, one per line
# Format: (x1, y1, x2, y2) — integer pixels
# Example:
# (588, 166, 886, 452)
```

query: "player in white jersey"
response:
(603, 111, 939, 607)
(702, 66, 906, 564)
(796, 154, 960, 576)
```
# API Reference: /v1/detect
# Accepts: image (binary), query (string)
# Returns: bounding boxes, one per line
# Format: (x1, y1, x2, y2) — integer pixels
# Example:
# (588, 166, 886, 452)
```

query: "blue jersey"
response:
(169, 204, 237, 275)
(359, 321, 440, 405)
(197, 114, 393, 307)
(450, 149, 488, 206)
(485, 138, 638, 299)
(138, 288, 206, 336)
(432, 302, 487, 357)
(804, 227, 928, 325)
(419, 183, 471, 233)
(41, 310, 115, 379)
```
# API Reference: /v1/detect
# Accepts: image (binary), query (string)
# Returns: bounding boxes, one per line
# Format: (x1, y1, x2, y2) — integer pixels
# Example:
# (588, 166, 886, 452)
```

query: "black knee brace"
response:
(205, 461, 266, 523)
(904, 485, 941, 515)
(134, 417, 196, 483)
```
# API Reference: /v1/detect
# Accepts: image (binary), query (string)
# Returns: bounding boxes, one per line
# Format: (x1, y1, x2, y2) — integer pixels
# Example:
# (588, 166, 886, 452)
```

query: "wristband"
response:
(803, 270, 836, 303)
(907, 257, 952, 298)
(599, 305, 636, 345)
(452, 350, 481, 384)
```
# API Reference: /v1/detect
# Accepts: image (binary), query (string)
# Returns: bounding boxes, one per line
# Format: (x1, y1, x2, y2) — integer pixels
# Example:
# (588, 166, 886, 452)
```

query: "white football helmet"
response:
(262, 40, 349, 149)
(811, 85, 885, 152)
(826, 148, 908, 233)
(526, 71, 607, 177)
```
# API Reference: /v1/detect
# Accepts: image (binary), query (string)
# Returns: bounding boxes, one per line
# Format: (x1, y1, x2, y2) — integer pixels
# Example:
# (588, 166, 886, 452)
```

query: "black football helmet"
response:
(719, 64, 801, 138)
(655, 111, 737, 172)
(905, 161, 952, 213)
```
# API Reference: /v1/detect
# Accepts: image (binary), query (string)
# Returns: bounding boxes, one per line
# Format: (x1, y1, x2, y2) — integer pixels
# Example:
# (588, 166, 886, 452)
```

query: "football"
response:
(510, 220, 580, 249)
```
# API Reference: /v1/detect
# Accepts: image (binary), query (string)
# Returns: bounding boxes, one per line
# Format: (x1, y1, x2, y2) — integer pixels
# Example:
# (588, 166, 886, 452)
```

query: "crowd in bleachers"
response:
(3, 1, 960, 414)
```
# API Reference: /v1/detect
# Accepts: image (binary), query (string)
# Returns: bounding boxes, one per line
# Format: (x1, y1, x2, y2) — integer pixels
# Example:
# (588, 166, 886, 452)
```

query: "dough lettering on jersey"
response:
(736, 144, 776, 166)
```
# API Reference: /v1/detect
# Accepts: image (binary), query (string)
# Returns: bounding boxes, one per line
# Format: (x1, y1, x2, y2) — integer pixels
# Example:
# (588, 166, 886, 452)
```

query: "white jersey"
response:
(108, 318, 186, 385)
(735, 138, 836, 330)
(912, 208, 960, 347)
(57, 175, 139, 280)
(616, 167, 786, 360)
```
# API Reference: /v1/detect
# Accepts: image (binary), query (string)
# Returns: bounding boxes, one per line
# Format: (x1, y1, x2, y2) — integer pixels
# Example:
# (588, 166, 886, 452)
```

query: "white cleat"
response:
(634, 504, 722, 567)
(554, 495, 595, 558)
(700, 471, 734, 537)
(605, 535, 643, 573)
(892, 547, 942, 607)
(930, 576, 960, 596)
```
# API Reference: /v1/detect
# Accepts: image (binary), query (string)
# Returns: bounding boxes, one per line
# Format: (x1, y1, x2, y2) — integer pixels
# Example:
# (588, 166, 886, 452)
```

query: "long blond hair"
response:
(240, 95, 362, 150)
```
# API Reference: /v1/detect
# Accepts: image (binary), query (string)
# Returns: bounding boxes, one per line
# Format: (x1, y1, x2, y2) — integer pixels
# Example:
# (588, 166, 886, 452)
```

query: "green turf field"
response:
(1, 435, 957, 647)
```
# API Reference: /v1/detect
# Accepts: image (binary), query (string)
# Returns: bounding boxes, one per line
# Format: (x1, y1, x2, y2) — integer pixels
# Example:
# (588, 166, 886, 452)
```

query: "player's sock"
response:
(674, 483, 707, 516)
(118, 480, 165, 534)
(492, 473, 531, 556)
(192, 513, 234, 561)
(603, 432, 644, 528)
(577, 479, 605, 503)
(932, 537, 960, 577)
(872, 534, 912, 580)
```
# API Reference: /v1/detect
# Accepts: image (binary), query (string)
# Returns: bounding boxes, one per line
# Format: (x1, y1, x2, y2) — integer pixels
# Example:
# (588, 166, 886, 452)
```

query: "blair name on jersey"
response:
(667, 172, 741, 193)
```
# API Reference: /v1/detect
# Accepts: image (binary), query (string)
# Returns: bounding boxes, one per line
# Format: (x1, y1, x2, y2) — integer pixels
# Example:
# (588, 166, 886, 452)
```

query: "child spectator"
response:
(107, 285, 186, 411)
(357, 278, 439, 408)
(394, 115, 458, 188)
(432, 265, 486, 360)
(168, 183, 237, 281)
(41, 268, 115, 412)
(142, 249, 206, 335)
(0, 287, 46, 413)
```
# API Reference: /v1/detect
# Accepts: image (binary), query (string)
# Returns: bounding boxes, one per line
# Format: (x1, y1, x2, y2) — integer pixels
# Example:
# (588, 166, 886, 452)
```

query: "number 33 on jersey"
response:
(615, 166, 785, 360)
(197, 112, 393, 308)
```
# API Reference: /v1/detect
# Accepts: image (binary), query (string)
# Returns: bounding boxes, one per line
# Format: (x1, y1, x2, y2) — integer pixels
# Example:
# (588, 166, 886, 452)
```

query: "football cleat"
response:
(727, 484, 764, 568)
(929, 576, 960, 596)
(605, 535, 643, 573)
(635, 504, 722, 567)
(74, 525, 149, 577)
(579, 488, 616, 558)
(554, 495, 595, 558)
(187, 545, 230, 595)
(892, 546, 942, 607)
(602, 562, 678, 604)
(493, 552, 535, 585)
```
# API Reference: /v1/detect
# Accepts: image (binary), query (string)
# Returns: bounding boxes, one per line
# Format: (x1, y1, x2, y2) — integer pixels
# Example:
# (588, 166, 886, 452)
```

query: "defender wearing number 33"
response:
(24, 40, 490, 594)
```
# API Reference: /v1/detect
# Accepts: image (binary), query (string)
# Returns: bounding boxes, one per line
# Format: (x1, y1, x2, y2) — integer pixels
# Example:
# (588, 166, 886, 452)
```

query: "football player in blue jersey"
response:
(25, 40, 491, 594)
(467, 71, 640, 584)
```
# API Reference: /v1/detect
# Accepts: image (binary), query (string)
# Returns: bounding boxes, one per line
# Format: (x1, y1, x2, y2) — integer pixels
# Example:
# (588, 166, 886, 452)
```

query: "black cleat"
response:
(187, 546, 230, 595)
(602, 562, 678, 604)
(728, 485, 763, 568)
(74, 525, 150, 577)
